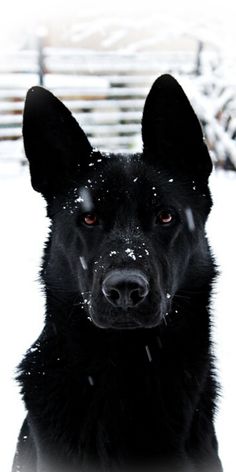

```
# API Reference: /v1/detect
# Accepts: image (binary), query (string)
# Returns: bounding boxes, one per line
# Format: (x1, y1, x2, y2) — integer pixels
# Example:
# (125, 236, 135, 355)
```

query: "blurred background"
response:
(1, 1, 236, 471)
(1, 0, 236, 168)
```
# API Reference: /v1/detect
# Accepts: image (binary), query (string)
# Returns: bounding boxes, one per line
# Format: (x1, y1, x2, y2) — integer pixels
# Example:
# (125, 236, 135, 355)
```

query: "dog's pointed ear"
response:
(142, 74, 212, 178)
(23, 86, 92, 195)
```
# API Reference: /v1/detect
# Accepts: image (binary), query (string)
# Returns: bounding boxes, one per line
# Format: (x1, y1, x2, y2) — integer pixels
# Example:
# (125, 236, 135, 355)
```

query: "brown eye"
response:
(83, 214, 98, 226)
(157, 210, 173, 225)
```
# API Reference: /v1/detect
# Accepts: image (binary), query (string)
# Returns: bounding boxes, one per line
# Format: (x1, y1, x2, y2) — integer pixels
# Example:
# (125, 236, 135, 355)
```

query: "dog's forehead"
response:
(83, 152, 180, 196)
(63, 153, 148, 213)
(66, 151, 184, 210)
(60, 151, 194, 215)
(77, 153, 155, 201)
(83, 152, 155, 187)
(102, 152, 144, 182)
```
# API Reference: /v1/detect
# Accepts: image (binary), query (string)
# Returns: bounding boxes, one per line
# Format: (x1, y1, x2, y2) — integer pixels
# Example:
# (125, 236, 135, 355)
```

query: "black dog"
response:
(12, 75, 222, 472)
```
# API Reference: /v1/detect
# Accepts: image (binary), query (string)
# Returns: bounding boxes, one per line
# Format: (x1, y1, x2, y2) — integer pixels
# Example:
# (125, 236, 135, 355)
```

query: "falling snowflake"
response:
(125, 248, 136, 260)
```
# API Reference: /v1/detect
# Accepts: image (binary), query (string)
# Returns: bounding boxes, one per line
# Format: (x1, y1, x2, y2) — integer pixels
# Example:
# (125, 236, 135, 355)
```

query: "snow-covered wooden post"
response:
(195, 40, 203, 76)
(36, 27, 47, 86)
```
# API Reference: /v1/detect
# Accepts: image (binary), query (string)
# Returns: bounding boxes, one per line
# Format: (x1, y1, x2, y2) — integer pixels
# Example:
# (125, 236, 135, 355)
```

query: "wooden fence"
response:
(0, 47, 236, 169)
(0, 47, 197, 164)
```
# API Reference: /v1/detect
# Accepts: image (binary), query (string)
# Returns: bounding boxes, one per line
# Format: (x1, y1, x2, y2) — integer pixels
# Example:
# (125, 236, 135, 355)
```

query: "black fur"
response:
(12, 74, 222, 472)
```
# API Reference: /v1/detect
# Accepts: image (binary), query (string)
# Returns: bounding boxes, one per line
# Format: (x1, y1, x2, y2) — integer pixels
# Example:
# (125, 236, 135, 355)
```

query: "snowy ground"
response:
(1, 166, 236, 472)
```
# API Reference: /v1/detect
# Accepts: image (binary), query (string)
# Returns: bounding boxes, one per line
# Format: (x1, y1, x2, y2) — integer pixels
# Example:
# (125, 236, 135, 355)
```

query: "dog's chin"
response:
(95, 320, 144, 330)
(89, 312, 163, 330)
(88, 298, 167, 330)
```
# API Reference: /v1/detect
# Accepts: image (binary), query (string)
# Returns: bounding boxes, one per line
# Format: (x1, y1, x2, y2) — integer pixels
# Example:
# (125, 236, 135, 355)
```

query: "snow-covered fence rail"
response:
(0, 47, 197, 166)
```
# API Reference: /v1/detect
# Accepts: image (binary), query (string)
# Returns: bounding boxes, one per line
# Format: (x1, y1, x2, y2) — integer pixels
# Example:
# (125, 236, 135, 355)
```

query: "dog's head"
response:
(23, 74, 213, 330)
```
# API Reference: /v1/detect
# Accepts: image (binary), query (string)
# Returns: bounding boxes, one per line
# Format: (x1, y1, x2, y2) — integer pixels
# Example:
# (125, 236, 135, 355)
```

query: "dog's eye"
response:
(83, 213, 98, 226)
(157, 210, 174, 225)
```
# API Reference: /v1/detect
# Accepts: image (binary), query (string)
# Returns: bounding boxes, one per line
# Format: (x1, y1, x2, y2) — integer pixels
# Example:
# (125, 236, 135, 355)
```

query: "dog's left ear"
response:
(23, 86, 92, 196)
(142, 74, 212, 178)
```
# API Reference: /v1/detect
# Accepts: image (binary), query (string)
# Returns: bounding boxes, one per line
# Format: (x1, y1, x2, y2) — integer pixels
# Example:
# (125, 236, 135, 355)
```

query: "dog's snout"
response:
(102, 270, 149, 309)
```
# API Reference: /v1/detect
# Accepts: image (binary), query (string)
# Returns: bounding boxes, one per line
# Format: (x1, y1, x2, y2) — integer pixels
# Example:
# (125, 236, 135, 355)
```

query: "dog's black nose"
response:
(102, 270, 149, 309)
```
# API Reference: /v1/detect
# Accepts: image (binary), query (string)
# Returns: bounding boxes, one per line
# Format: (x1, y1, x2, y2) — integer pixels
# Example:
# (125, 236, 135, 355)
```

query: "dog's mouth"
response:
(105, 320, 143, 330)
(89, 312, 166, 330)
(87, 302, 167, 330)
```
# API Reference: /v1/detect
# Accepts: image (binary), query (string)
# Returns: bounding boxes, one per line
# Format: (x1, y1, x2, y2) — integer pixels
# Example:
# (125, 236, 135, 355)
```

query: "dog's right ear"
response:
(23, 86, 92, 196)
(142, 74, 212, 179)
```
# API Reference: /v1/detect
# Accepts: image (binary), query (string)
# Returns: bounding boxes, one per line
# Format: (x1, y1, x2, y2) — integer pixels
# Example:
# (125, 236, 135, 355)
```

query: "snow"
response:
(88, 376, 94, 386)
(78, 187, 93, 212)
(1, 167, 236, 471)
(125, 248, 136, 260)
(207, 170, 236, 472)
(145, 345, 152, 363)
(0, 169, 47, 472)
(80, 256, 88, 271)
(185, 207, 196, 232)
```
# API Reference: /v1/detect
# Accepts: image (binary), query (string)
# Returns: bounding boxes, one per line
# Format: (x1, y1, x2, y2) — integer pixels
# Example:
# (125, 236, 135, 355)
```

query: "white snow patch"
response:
(125, 248, 136, 260)
(75, 196, 84, 203)
(29, 347, 38, 353)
